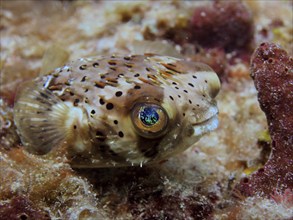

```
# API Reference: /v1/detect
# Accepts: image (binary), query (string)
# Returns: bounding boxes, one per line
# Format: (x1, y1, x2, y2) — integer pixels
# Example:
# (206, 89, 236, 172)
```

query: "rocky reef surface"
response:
(236, 42, 293, 197)
(0, 1, 292, 219)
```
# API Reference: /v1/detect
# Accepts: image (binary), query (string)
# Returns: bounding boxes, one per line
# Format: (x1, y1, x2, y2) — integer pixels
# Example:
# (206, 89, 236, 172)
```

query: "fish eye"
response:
(131, 103, 168, 138)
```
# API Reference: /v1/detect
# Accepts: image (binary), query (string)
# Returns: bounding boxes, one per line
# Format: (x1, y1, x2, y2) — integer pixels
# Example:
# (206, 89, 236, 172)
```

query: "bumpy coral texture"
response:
(190, 1, 253, 50)
(0, 99, 20, 149)
(1, 1, 292, 219)
(0, 196, 50, 220)
(236, 42, 293, 197)
(188, 1, 254, 80)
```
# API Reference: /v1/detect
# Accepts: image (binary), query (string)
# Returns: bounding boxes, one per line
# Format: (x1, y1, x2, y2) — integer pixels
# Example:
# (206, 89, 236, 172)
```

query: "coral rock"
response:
(0, 196, 50, 220)
(0, 99, 20, 150)
(190, 1, 254, 51)
(235, 42, 293, 197)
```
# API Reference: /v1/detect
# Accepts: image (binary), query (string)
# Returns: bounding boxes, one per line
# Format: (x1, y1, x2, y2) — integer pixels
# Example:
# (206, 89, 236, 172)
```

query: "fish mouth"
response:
(192, 114, 219, 136)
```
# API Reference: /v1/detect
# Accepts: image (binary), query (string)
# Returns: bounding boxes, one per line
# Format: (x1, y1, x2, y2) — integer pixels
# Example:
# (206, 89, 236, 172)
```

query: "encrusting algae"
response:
(14, 43, 221, 168)
(3, 1, 292, 219)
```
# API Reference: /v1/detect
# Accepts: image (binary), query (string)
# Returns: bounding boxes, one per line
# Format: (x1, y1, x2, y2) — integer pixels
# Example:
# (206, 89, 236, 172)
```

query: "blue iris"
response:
(139, 106, 159, 126)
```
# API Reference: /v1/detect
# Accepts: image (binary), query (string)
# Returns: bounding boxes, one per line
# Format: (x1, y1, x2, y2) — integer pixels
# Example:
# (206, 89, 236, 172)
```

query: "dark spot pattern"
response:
(93, 62, 99, 67)
(115, 91, 123, 97)
(99, 98, 105, 105)
(108, 61, 117, 65)
(118, 131, 124, 138)
(161, 62, 181, 73)
(79, 65, 87, 70)
(74, 99, 79, 106)
(106, 103, 114, 110)
(125, 63, 133, 68)
(81, 76, 87, 82)
(95, 82, 105, 88)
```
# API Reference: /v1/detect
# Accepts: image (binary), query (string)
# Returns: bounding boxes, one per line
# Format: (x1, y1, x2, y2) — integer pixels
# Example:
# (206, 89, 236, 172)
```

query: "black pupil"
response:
(139, 107, 159, 126)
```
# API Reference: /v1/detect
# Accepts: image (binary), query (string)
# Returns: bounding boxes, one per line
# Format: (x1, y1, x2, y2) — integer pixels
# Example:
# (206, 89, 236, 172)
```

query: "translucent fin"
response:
(40, 44, 69, 75)
(14, 81, 69, 154)
(130, 40, 183, 58)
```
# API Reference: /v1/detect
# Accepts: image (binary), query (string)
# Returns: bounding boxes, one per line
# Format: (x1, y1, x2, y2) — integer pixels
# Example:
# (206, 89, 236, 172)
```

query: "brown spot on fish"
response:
(94, 81, 106, 89)
(108, 60, 117, 66)
(124, 63, 133, 68)
(160, 62, 182, 73)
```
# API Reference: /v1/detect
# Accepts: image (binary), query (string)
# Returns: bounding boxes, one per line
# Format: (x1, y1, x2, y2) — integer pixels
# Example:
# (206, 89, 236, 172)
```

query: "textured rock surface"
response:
(0, 1, 292, 219)
(0, 196, 50, 220)
(0, 99, 20, 150)
(190, 1, 254, 50)
(0, 148, 105, 219)
(236, 42, 293, 196)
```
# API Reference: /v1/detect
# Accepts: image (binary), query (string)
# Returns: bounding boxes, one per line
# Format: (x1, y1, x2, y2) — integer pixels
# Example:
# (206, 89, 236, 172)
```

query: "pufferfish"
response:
(14, 50, 220, 168)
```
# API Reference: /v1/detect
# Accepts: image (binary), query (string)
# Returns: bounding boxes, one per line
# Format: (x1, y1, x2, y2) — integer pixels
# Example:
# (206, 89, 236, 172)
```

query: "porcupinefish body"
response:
(14, 54, 220, 167)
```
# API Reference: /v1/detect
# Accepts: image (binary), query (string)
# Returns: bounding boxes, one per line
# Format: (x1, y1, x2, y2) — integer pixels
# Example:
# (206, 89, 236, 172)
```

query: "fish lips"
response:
(192, 106, 219, 136)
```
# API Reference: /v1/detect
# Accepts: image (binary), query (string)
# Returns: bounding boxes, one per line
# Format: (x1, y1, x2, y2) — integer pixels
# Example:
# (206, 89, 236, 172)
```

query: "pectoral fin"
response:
(14, 81, 69, 154)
